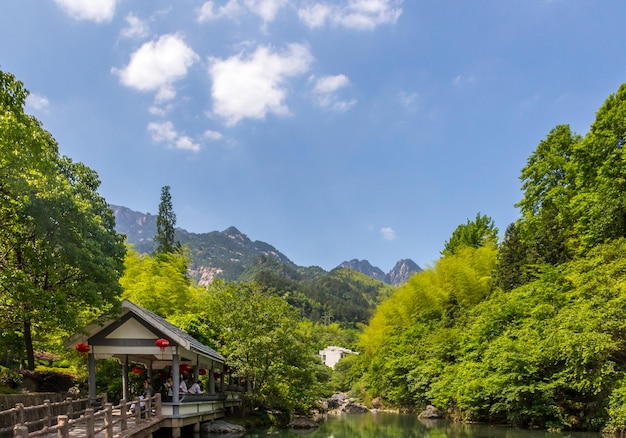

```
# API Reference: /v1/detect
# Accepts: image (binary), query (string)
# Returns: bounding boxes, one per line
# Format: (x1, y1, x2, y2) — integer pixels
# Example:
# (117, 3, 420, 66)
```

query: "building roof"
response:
(66, 299, 225, 366)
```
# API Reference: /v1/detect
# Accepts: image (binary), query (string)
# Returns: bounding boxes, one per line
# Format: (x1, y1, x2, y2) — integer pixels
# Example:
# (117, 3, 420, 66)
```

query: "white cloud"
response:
(120, 13, 150, 39)
(298, 0, 403, 30)
(208, 43, 313, 125)
(197, 0, 287, 26)
(26, 93, 50, 112)
(204, 130, 224, 140)
(298, 3, 332, 28)
(175, 136, 201, 152)
(147, 121, 201, 152)
(197, 0, 244, 22)
(380, 227, 396, 241)
(311, 74, 356, 111)
(398, 91, 419, 110)
(54, 0, 117, 23)
(112, 34, 199, 102)
(314, 74, 349, 93)
(244, 0, 288, 23)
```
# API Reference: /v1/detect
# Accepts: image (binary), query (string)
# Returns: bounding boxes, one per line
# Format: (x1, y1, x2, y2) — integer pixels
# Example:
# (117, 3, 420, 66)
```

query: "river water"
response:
(242, 412, 603, 438)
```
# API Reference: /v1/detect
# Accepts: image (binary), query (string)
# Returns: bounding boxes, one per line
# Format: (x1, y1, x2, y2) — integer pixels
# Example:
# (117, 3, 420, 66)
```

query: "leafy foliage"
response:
(442, 213, 498, 256)
(174, 280, 331, 415)
(0, 69, 126, 369)
(120, 248, 193, 318)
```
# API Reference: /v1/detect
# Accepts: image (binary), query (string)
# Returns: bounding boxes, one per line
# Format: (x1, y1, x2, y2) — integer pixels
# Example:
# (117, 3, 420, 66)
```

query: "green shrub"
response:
(0, 366, 23, 390)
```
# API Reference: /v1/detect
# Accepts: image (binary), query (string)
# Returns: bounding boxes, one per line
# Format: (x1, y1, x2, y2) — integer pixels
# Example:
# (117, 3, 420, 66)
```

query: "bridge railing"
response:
(2, 394, 161, 438)
(0, 395, 106, 438)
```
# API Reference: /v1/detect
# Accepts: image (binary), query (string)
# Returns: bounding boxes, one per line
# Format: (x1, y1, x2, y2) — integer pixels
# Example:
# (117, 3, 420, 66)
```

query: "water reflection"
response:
(241, 412, 603, 438)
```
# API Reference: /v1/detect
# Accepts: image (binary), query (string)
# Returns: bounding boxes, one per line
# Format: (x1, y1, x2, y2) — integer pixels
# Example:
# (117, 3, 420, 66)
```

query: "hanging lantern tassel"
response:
(155, 338, 169, 359)
(76, 343, 90, 356)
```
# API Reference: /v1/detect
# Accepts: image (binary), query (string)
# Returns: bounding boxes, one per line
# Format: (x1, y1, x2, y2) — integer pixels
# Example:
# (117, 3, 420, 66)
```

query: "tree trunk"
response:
(24, 319, 35, 370)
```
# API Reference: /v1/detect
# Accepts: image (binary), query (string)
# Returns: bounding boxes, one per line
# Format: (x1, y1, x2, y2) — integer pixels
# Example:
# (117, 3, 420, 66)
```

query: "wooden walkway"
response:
(2, 395, 165, 438)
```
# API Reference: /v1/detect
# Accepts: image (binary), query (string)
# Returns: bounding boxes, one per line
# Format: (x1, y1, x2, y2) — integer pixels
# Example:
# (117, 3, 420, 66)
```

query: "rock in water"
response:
(418, 405, 442, 419)
(343, 403, 369, 414)
(201, 420, 245, 436)
(289, 418, 319, 429)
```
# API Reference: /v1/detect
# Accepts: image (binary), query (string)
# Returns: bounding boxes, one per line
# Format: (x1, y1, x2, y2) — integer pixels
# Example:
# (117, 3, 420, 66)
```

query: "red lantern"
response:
(179, 364, 190, 373)
(213, 372, 220, 380)
(155, 338, 169, 351)
(199, 369, 207, 376)
(76, 343, 90, 355)
(132, 367, 143, 375)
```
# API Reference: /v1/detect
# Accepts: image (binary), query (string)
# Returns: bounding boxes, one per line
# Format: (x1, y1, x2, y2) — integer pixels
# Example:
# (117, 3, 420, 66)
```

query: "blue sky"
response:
(2, 1, 625, 272)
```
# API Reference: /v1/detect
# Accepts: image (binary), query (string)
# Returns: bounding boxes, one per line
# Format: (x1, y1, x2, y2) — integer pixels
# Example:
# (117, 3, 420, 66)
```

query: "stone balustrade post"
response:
(13, 425, 28, 438)
(85, 408, 95, 438)
(43, 400, 51, 427)
(120, 399, 127, 430)
(15, 403, 24, 426)
(104, 403, 113, 438)
(57, 415, 69, 438)
(155, 393, 162, 416)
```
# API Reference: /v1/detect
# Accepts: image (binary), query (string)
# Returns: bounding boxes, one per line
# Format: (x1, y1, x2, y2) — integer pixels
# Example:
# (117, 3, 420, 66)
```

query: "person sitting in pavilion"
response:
(188, 380, 203, 394)
(179, 376, 189, 394)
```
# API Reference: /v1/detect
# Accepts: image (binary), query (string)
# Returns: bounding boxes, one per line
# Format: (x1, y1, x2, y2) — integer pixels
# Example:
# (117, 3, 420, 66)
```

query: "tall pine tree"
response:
(154, 185, 180, 255)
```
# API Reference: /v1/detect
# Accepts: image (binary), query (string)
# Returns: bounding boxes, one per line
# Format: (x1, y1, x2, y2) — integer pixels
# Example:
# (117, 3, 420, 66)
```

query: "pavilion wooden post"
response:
(122, 355, 129, 402)
(172, 353, 180, 405)
(209, 369, 215, 395)
(88, 352, 97, 400)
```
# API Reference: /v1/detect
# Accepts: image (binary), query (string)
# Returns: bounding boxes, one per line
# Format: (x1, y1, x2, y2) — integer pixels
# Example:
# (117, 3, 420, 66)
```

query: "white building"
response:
(319, 346, 357, 369)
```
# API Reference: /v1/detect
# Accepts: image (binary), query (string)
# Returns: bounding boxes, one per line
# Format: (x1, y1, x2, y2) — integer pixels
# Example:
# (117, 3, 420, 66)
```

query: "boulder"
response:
(343, 403, 369, 414)
(371, 397, 381, 409)
(288, 417, 319, 429)
(327, 392, 348, 409)
(201, 420, 245, 436)
(418, 405, 442, 419)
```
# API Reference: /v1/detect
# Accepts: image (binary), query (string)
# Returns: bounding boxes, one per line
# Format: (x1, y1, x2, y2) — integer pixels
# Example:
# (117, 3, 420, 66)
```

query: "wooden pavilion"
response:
(65, 300, 238, 436)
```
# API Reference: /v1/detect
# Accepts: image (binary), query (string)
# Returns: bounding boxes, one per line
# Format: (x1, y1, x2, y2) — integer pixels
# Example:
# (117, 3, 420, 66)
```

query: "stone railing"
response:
(0, 394, 162, 438)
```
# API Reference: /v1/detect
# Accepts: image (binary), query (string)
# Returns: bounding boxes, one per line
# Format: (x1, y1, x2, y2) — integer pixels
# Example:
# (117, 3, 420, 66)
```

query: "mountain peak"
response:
(337, 258, 422, 286)
(337, 259, 386, 282)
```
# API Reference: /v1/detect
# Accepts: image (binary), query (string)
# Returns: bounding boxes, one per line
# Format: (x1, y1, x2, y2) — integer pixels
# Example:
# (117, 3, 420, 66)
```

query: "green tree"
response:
(120, 249, 193, 318)
(442, 213, 498, 256)
(154, 185, 180, 256)
(495, 222, 529, 291)
(0, 70, 126, 369)
(179, 280, 329, 416)
(569, 84, 626, 252)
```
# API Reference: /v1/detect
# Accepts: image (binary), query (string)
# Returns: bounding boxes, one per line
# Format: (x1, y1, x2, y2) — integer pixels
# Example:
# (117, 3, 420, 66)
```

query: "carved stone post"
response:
(57, 415, 69, 438)
(43, 400, 51, 427)
(85, 408, 94, 438)
(120, 399, 128, 430)
(13, 425, 28, 438)
(15, 403, 24, 426)
(104, 403, 113, 438)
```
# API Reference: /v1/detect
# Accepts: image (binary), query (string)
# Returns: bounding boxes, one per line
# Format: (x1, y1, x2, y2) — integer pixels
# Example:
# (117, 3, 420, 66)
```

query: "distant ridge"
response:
(111, 204, 421, 286)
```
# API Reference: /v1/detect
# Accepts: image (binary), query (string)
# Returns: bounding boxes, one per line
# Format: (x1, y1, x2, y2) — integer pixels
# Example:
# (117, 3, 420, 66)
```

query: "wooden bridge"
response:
(1, 393, 164, 438)
(0, 390, 242, 438)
